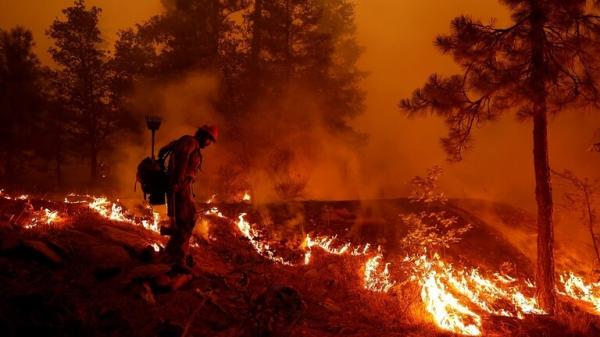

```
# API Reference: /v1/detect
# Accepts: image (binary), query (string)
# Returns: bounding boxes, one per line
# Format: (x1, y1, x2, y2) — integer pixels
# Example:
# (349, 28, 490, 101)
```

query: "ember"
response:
(24, 208, 64, 229)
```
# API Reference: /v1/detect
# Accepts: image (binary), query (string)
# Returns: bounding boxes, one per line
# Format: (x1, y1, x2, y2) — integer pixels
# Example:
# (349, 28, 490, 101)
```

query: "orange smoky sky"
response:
(1, 0, 600, 209)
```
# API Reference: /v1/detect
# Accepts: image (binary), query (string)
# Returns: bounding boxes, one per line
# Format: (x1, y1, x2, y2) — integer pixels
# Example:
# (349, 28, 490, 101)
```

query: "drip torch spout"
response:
(145, 115, 162, 159)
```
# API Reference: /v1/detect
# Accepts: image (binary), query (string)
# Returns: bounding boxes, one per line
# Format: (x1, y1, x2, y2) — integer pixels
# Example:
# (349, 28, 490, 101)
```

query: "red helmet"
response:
(196, 125, 218, 142)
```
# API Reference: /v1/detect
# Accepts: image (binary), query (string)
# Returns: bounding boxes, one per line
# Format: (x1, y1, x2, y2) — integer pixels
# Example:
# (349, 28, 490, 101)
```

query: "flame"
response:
(204, 206, 225, 218)
(88, 197, 131, 223)
(42, 208, 60, 225)
(559, 272, 600, 313)
(243, 192, 251, 201)
(303, 234, 386, 292)
(421, 268, 483, 336)
(364, 254, 395, 293)
(233, 220, 549, 336)
(303, 234, 370, 264)
(88, 197, 161, 234)
(141, 211, 161, 233)
(0, 191, 30, 201)
(410, 253, 545, 335)
(3, 189, 600, 336)
(235, 213, 294, 266)
(151, 242, 163, 252)
(23, 208, 64, 229)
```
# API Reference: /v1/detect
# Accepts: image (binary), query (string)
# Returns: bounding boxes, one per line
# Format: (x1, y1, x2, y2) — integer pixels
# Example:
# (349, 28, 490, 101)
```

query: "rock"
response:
(320, 298, 342, 312)
(20, 240, 63, 265)
(169, 274, 193, 291)
(53, 229, 132, 266)
(99, 224, 149, 248)
(138, 282, 156, 304)
(154, 274, 173, 289)
(126, 263, 171, 283)
(252, 285, 303, 336)
(89, 244, 132, 268)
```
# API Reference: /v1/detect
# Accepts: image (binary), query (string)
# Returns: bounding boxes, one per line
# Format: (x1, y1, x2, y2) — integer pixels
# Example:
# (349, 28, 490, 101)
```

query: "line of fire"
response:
(2, 1, 600, 336)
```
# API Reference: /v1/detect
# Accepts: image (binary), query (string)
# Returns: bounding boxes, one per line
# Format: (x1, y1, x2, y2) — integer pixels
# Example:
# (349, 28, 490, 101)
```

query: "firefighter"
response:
(157, 125, 218, 269)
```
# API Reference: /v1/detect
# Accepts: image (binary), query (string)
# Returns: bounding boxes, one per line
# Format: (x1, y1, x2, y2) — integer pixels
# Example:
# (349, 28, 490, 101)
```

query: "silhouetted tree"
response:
(553, 169, 600, 269)
(401, 0, 600, 313)
(245, 0, 365, 134)
(47, 0, 113, 185)
(34, 67, 74, 188)
(136, 0, 248, 78)
(107, 29, 158, 139)
(0, 27, 45, 185)
(303, 0, 366, 135)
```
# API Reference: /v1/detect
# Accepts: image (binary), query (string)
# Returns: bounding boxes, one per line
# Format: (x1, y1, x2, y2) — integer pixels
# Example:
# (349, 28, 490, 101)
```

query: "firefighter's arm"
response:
(158, 141, 177, 163)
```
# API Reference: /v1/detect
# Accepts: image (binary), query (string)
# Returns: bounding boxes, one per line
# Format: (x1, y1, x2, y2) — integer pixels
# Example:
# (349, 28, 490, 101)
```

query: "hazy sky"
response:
(1, 0, 599, 208)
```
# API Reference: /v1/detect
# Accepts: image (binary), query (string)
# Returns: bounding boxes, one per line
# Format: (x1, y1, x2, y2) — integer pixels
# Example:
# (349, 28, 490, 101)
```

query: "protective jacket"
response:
(158, 135, 203, 266)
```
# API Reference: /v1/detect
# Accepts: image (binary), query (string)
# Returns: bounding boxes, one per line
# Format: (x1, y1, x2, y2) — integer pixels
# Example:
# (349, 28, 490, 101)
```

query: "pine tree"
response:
(47, 0, 112, 185)
(400, 0, 600, 313)
(0, 27, 44, 185)
(136, 0, 248, 77)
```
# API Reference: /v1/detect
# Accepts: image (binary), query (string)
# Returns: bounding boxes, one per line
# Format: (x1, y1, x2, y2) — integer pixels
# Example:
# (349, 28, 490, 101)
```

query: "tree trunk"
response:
(530, 0, 555, 314)
(533, 108, 555, 314)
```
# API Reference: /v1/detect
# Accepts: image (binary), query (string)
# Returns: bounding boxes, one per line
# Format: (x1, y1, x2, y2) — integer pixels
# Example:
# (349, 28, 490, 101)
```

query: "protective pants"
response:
(165, 181, 197, 266)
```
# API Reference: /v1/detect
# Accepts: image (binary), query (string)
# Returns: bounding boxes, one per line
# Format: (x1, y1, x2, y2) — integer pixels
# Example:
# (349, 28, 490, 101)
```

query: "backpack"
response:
(136, 157, 168, 205)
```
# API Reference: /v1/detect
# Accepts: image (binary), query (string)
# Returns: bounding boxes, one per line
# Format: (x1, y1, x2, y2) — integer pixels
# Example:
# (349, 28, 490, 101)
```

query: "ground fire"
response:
(1, 189, 600, 336)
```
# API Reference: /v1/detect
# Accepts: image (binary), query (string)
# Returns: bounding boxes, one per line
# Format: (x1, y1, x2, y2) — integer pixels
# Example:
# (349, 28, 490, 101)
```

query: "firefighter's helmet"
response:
(196, 125, 218, 142)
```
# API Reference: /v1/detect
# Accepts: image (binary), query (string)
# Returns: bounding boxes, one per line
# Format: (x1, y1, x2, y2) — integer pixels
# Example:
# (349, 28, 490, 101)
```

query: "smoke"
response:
(112, 72, 221, 199)
(4, 0, 600, 208)
(112, 71, 365, 203)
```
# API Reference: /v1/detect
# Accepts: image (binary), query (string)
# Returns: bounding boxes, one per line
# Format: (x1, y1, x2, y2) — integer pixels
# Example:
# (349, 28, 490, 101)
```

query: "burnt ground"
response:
(0, 196, 599, 337)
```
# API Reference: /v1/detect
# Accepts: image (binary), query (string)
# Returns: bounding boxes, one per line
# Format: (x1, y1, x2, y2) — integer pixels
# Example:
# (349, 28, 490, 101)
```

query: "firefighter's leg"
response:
(179, 193, 198, 267)
(165, 187, 196, 267)
(164, 228, 185, 266)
